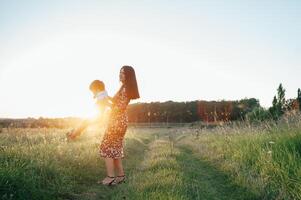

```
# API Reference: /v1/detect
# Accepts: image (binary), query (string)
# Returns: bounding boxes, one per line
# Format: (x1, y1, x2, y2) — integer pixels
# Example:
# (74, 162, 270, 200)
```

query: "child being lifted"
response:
(67, 80, 112, 140)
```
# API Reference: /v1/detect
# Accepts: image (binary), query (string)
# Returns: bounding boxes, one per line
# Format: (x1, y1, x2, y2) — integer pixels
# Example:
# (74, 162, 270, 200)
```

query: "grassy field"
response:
(1, 115, 301, 200)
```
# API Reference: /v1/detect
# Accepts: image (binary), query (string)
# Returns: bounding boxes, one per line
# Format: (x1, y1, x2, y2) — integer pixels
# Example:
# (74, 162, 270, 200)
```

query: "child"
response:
(90, 80, 111, 118)
(67, 80, 112, 140)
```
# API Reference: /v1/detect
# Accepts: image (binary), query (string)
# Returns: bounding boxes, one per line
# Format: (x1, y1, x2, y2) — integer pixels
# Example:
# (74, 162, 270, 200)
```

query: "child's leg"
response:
(70, 120, 90, 138)
(76, 120, 89, 135)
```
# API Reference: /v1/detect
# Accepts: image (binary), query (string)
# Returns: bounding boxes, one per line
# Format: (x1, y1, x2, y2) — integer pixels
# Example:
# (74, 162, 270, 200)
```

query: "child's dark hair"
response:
(89, 80, 105, 92)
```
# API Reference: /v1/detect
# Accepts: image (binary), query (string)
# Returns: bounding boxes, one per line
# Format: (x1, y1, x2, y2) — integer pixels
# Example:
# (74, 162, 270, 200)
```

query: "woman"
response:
(99, 65, 139, 186)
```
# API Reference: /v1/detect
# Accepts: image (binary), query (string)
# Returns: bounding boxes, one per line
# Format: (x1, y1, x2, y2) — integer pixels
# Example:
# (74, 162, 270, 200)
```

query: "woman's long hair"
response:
(121, 65, 140, 100)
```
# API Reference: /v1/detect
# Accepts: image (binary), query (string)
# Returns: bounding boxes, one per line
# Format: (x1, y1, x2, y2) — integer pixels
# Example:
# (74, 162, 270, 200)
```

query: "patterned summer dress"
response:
(99, 85, 130, 159)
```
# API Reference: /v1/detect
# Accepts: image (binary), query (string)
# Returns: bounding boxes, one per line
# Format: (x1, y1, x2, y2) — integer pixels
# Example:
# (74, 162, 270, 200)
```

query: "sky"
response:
(0, 0, 300, 118)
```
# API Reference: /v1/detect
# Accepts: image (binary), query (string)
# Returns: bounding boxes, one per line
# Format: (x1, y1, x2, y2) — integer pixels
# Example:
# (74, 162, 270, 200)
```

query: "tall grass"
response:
(179, 113, 301, 199)
(0, 127, 155, 200)
(1, 114, 301, 199)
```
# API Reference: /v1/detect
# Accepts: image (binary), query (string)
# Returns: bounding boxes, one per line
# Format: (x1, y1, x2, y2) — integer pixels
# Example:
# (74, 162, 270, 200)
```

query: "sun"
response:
(76, 102, 99, 119)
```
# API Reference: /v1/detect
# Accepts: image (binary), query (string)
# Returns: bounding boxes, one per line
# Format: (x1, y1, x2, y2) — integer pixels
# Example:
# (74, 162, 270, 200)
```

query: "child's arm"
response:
(104, 96, 114, 106)
(107, 96, 114, 102)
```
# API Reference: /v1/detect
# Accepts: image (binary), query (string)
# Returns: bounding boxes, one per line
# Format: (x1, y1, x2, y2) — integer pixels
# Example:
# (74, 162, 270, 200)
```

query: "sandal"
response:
(97, 176, 115, 186)
(111, 175, 126, 185)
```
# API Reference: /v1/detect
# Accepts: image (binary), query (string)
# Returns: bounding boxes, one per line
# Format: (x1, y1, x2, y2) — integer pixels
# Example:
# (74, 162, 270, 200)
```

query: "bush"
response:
(246, 107, 272, 122)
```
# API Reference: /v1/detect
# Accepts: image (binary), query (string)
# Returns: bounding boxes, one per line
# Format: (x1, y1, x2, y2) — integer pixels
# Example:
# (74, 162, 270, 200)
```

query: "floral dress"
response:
(99, 85, 130, 159)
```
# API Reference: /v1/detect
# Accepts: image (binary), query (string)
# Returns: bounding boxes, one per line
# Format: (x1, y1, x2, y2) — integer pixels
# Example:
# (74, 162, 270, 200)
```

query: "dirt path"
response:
(76, 135, 258, 200)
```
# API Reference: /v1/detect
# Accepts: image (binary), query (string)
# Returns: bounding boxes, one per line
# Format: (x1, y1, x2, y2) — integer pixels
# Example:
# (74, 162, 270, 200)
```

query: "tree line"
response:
(1, 84, 299, 128)
(0, 117, 82, 129)
(127, 98, 260, 123)
(127, 84, 301, 124)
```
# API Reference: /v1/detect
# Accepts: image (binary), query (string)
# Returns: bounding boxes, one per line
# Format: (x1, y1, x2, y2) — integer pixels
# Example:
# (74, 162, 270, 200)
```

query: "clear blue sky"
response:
(0, 0, 300, 118)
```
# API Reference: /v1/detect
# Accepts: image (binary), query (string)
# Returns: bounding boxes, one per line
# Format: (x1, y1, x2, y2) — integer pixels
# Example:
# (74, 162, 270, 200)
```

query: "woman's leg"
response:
(113, 158, 125, 176)
(101, 157, 115, 184)
(104, 157, 115, 176)
(112, 158, 126, 184)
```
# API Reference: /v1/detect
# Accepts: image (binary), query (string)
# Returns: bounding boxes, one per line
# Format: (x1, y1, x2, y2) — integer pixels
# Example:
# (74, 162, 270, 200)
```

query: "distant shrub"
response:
(246, 107, 272, 122)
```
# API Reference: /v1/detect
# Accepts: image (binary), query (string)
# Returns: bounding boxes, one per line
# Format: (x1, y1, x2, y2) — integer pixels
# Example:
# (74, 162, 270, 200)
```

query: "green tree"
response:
(297, 88, 301, 111)
(269, 96, 279, 120)
(269, 84, 286, 120)
(277, 83, 286, 112)
(272, 95, 277, 108)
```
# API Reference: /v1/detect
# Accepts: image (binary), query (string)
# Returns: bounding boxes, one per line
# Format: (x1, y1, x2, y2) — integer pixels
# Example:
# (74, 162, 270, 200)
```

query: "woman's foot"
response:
(111, 175, 126, 185)
(97, 176, 115, 186)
